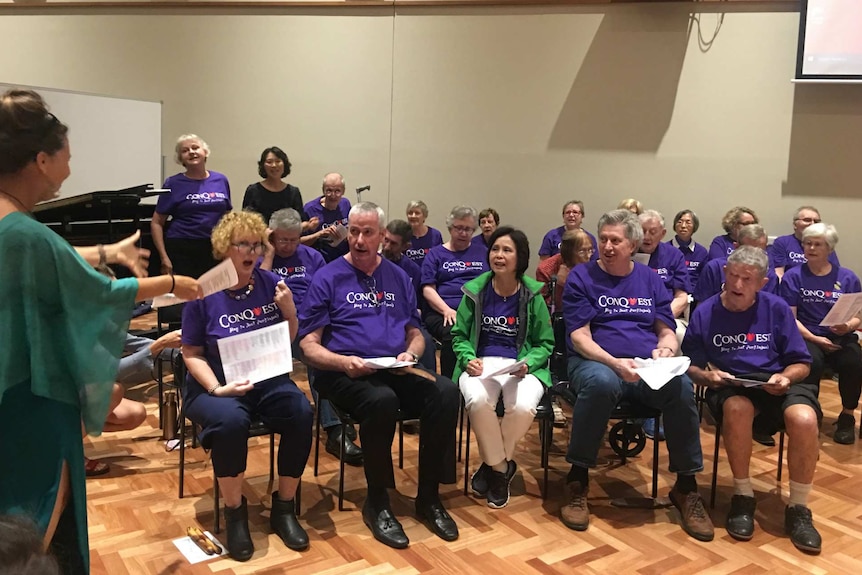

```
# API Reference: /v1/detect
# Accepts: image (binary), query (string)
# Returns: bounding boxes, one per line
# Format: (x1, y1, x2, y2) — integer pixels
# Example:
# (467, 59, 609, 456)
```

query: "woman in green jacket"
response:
(452, 226, 554, 509)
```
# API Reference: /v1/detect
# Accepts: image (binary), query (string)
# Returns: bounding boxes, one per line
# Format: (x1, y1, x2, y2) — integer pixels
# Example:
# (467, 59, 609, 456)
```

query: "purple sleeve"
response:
(223, 177, 233, 210)
(651, 270, 676, 331)
(297, 274, 333, 340)
(771, 237, 790, 268)
(539, 230, 556, 257)
(669, 248, 692, 293)
(707, 237, 727, 260)
(681, 304, 709, 368)
(562, 266, 596, 333)
(431, 228, 443, 246)
(778, 269, 801, 307)
(181, 299, 206, 346)
(694, 260, 721, 303)
(309, 249, 327, 271)
(155, 176, 178, 215)
(775, 302, 811, 366)
(420, 249, 439, 287)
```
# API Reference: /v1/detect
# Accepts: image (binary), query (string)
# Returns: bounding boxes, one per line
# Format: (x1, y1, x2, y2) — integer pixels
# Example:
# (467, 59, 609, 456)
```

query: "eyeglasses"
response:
(577, 248, 593, 256)
(564, 210, 582, 216)
(362, 275, 380, 308)
(451, 225, 475, 235)
(796, 217, 821, 224)
(274, 238, 299, 246)
(231, 242, 265, 255)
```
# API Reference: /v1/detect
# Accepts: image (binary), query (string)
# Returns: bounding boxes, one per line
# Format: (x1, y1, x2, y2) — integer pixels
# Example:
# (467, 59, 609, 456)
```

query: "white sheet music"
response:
(363, 357, 416, 369)
(818, 292, 862, 326)
(217, 322, 293, 385)
(153, 259, 239, 308)
(632, 356, 691, 390)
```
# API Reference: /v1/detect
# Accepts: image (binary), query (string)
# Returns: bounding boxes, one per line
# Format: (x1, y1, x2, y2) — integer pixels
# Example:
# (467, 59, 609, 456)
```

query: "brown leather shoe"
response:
(669, 487, 714, 542)
(560, 481, 589, 531)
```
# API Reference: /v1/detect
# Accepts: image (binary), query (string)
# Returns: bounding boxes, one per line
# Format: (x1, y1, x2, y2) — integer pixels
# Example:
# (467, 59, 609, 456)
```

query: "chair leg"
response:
(457, 399, 464, 462)
(541, 419, 551, 500)
(338, 421, 346, 512)
(157, 358, 165, 430)
(463, 416, 471, 496)
(777, 431, 785, 482)
(178, 400, 186, 499)
(710, 421, 722, 509)
(398, 420, 404, 470)
(269, 434, 275, 483)
(313, 399, 321, 477)
(213, 473, 221, 534)
(651, 416, 659, 499)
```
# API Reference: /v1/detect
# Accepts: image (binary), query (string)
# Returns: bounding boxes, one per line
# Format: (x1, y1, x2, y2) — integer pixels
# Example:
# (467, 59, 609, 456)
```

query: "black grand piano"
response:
(34, 184, 167, 277)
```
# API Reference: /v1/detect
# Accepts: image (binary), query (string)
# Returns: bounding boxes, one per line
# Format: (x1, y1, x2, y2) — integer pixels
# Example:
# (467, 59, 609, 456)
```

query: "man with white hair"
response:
(302, 172, 352, 262)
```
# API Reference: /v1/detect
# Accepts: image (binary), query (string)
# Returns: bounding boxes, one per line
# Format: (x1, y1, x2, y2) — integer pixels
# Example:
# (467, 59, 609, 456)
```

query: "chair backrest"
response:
(550, 311, 568, 383)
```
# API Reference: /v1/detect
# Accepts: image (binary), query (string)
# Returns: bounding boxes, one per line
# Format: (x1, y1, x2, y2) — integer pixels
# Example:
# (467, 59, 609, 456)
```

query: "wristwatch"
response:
(407, 351, 419, 362)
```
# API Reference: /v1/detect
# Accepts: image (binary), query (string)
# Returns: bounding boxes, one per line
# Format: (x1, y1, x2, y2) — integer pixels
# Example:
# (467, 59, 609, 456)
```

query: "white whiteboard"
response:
(0, 83, 162, 201)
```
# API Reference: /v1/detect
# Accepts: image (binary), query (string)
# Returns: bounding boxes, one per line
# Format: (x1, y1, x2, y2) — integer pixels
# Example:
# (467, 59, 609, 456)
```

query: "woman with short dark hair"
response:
(452, 226, 554, 509)
(472, 207, 500, 249)
(242, 146, 308, 225)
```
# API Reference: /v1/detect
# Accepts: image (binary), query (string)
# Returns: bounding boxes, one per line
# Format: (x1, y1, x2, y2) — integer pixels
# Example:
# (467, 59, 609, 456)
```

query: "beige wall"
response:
(1, 3, 861, 269)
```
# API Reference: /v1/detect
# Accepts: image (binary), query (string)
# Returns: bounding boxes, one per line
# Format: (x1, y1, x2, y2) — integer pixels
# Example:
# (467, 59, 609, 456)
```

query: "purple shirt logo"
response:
(711, 331, 771, 350)
(405, 247, 429, 259)
(345, 290, 397, 308)
(218, 301, 281, 332)
(482, 314, 519, 338)
(186, 191, 229, 203)
(597, 294, 654, 312)
(273, 265, 307, 278)
(799, 287, 841, 301)
(442, 260, 485, 272)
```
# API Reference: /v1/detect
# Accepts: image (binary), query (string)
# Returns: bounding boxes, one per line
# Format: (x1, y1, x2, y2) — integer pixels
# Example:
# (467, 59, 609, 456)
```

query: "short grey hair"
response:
(562, 200, 585, 216)
(598, 209, 643, 249)
(406, 200, 429, 217)
(639, 209, 665, 229)
(736, 223, 766, 244)
(349, 201, 386, 228)
(802, 222, 838, 251)
(727, 245, 769, 278)
(321, 172, 345, 189)
(268, 208, 303, 233)
(445, 206, 477, 229)
(174, 134, 209, 164)
(793, 205, 821, 222)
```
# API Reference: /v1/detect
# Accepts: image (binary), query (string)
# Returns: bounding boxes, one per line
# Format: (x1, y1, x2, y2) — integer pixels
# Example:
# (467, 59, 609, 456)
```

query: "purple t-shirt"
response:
(181, 267, 284, 384)
(683, 291, 811, 375)
(668, 237, 708, 287)
(471, 234, 491, 250)
(405, 227, 443, 267)
(771, 234, 840, 270)
(694, 257, 779, 303)
(298, 257, 420, 358)
(539, 226, 598, 261)
(779, 265, 861, 337)
(393, 254, 423, 304)
(563, 262, 675, 358)
(645, 241, 691, 295)
(707, 234, 735, 261)
(260, 244, 326, 307)
(302, 196, 352, 262)
(156, 172, 233, 240)
(477, 285, 520, 359)
(421, 243, 489, 309)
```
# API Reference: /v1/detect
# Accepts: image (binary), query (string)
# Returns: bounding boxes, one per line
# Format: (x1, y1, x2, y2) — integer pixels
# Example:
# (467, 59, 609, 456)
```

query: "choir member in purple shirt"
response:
(779, 223, 862, 444)
(405, 200, 443, 266)
(668, 209, 708, 288)
(707, 206, 758, 261)
(638, 210, 691, 318)
(560, 209, 713, 542)
(471, 207, 499, 249)
(422, 206, 489, 379)
(182, 211, 313, 561)
(299, 202, 460, 550)
(260, 208, 363, 464)
(617, 198, 643, 215)
(772, 206, 840, 279)
(539, 200, 597, 261)
(381, 218, 438, 372)
(301, 172, 352, 262)
(694, 224, 779, 306)
(152, 134, 233, 279)
(683, 246, 822, 554)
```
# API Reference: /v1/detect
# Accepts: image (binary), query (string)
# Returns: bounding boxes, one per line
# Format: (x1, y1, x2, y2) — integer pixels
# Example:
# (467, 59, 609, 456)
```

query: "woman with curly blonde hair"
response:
(707, 206, 758, 260)
(182, 210, 313, 561)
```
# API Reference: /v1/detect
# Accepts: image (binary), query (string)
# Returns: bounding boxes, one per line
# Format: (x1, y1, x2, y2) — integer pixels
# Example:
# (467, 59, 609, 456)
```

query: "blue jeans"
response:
(566, 355, 703, 474)
(117, 334, 176, 386)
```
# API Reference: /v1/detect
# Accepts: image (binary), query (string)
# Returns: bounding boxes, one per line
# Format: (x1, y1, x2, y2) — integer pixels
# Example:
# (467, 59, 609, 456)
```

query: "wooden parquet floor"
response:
(84, 360, 862, 574)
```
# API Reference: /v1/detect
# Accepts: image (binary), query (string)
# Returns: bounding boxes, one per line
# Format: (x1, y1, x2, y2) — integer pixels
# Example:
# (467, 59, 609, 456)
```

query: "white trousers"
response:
(459, 357, 546, 466)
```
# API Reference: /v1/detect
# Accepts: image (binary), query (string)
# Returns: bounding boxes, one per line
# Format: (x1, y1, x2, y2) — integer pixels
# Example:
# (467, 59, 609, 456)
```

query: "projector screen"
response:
(796, 0, 862, 81)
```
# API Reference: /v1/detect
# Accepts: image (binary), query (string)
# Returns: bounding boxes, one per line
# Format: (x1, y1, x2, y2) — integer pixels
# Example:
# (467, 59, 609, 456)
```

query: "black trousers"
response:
(423, 310, 456, 379)
(806, 337, 862, 410)
(314, 368, 459, 494)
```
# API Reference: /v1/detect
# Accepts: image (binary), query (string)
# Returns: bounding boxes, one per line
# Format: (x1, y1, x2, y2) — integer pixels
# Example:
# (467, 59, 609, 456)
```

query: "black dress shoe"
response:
(785, 505, 822, 554)
(224, 496, 254, 562)
(326, 426, 364, 466)
(362, 503, 409, 549)
(725, 494, 756, 541)
(415, 499, 459, 542)
(270, 492, 309, 551)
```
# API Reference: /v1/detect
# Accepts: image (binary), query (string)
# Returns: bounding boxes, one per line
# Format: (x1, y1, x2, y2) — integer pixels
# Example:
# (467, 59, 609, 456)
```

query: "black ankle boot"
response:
(271, 491, 309, 551)
(224, 496, 254, 562)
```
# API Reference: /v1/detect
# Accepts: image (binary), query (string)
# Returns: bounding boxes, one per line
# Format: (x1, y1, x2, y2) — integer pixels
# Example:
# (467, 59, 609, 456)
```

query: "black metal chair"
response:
(462, 389, 555, 499)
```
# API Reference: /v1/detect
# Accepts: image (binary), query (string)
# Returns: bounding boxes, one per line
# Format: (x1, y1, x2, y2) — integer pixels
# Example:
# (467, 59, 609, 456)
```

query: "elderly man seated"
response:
(299, 202, 460, 549)
(561, 209, 712, 541)
(682, 246, 821, 554)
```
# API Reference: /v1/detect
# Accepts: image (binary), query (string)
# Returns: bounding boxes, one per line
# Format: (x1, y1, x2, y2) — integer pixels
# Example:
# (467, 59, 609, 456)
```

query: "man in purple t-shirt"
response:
(381, 219, 438, 372)
(260, 207, 362, 465)
(638, 210, 691, 318)
(561, 209, 713, 542)
(772, 206, 840, 278)
(301, 172, 352, 262)
(683, 246, 822, 554)
(298, 202, 460, 550)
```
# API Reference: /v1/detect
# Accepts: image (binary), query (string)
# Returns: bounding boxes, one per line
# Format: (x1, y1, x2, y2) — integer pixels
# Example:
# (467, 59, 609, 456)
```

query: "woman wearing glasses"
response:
(242, 146, 308, 225)
(772, 206, 839, 279)
(668, 209, 708, 289)
(536, 228, 593, 311)
(151, 134, 232, 279)
(452, 226, 554, 508)
(421, 206, 488, 378)
(538, 200, 597, 262)
(182, 211, 313, 561)
(779, 223, 862, 444)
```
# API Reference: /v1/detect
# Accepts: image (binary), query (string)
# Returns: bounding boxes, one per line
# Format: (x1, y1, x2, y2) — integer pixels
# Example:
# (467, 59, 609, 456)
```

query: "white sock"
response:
(788, 480, 813, 508)
(732, 477, 754, 497)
